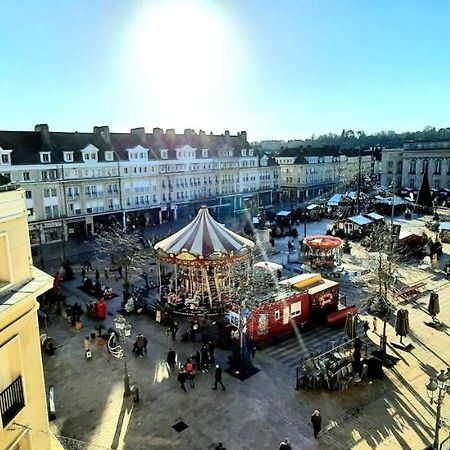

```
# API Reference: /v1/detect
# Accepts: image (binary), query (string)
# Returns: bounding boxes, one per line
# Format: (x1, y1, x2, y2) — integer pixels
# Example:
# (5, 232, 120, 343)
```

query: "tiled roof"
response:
(0, 126, 251, 165)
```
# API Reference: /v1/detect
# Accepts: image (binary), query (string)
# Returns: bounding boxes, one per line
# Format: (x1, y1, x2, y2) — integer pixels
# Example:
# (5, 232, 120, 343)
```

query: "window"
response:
(25, 190, 32, 199)
(274, 310, 280, 320)
(27, 208, 34, 216)
(40, 152, 51, 163)
(49, 170, 57, 179)
(105, 151, 114, 161)
(1, 154, 10, 164)
(290, 302, 302, 318)
(22, 172, 30, 181)
(41, 171, 48, 180)
(387, 161, 393, 174)
(161, 150, 168, 159)
(409, 159, 416, 174)
(434, 159, 442, 175)
(421, 159, 429, 174)
(63, 152, 74, 162)
(45, 206, 52, 219)
(52, 205, 59, 217)
(44, 188, 50, 198)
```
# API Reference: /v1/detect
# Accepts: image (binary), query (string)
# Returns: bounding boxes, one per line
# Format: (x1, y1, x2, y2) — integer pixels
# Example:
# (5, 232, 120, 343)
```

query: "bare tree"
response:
(94, 223, 153, 294)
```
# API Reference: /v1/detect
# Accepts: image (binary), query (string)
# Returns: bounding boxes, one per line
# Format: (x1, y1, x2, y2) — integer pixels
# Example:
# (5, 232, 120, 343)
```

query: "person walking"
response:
(372, 317, 378, 334)
(170, 321, 178, 341)
(363, 320, 370, 336)
(84, 336, 92, 359)
(81, 266, 86, 280)
(201, 344, 209, 372)
(177, 369, 187, 392)
(104, 267, 109, 279)
(279, 438, 292, 450)
(117, 266, 123, 279)
(208, 341, 215, 365)
(213, 365, 226, 390)
(167, 348, 177, 370)
(311, 410, 322, 439)
(95, 269, 100, 282)
(194, 350, 201, 372)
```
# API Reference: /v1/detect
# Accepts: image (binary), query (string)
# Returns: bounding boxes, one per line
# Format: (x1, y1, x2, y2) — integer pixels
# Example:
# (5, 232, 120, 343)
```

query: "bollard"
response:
(48, 385, 56, 420)
(131, 385, 140, 403)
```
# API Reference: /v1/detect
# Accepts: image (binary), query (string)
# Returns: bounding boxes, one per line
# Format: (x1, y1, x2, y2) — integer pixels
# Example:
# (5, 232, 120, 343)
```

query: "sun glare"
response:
(128, 1, 231, 103)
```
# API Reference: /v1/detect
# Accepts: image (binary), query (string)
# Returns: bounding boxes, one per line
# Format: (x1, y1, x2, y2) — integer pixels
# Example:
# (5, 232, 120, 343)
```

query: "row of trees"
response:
(286, 125, 450, 150)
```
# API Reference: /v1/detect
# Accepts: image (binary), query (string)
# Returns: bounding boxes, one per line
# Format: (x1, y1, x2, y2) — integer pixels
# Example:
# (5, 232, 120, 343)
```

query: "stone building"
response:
(0, 125, 280, 247)
(0, 182, 61, 449)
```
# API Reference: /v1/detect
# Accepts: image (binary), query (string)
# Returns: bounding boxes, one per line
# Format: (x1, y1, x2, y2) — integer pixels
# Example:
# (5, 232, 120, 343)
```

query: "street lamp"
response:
(426, 368, 450, 449)
(108, 315, 132, 396)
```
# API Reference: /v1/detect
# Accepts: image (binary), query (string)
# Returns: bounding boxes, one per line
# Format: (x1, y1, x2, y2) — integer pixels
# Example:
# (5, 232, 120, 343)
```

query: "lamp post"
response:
(426, 368, 450, 449)
(108, 315, 132, 396)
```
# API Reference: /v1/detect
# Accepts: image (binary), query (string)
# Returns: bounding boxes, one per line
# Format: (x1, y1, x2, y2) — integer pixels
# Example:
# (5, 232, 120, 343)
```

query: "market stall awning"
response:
(365, 212, 384, 221)
(254, 261, 283, 272)
(348, 215, 372, 226)
(304, 235, 343, 249)
(154, 206, 255, 263)
(276, 210, 292, 217)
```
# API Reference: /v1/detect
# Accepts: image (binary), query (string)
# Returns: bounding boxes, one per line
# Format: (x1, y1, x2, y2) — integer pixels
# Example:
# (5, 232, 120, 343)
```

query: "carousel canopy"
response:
(304, 235, 342, 249)
(154, 206, 255, 264)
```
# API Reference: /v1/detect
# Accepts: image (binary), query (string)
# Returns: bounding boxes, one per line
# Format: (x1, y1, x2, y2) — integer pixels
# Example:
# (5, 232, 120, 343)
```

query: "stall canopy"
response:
(439, 222, 450, 232)
(276, 211, 292, 217)
(365, 212, 384, 221)
(348, 215, 373, 226)
(306, 204, 319, 211)
(154, 206, 255, 263)
(327, 194, 342, 207)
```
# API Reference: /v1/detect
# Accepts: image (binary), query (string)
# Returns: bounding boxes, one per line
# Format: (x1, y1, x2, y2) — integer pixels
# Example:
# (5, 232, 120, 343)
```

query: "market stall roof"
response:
(154, 206, 255, 263)
(375, 196, 406, 206)
(365, 212, 384, 221)
(348, 215, 373, 226)
(254, 261, 283, 272)
(304, 235, 343, 248)
(399, 230, 421, 241)
(327, 194, 342, 206)
(306, 204, 319, 210)
(439, 222, 450, 231)
(276, 210, 292, 217)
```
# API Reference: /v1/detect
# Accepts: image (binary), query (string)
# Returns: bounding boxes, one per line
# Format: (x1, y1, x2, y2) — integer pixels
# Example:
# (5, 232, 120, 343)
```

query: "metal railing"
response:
(0, 376, 25, 426)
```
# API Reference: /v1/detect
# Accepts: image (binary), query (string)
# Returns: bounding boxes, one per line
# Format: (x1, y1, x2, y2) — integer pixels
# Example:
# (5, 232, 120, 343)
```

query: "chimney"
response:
(199, 130, 206, 138)
(35, 124, 51, 146)
(93, 126, 111, 145)
(165, 128, 176, 138)
(225, 130, 230, 140)
(153, 127, 163, 141)
(239, 130, 247, 142)
(131, 127, 146, 144)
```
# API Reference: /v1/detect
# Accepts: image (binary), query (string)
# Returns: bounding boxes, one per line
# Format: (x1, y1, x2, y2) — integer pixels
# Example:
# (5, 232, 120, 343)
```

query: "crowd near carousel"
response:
(153, 206, 255, 316)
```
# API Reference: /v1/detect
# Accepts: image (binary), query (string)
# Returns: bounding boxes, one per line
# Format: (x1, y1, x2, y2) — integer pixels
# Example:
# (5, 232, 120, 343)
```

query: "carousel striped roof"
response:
(154, 206, 255, 261)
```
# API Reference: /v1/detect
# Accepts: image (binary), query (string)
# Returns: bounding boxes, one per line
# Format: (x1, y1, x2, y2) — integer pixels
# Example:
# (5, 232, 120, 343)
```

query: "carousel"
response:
(153, 206, 255, 316)
(303, 235, 343, 269)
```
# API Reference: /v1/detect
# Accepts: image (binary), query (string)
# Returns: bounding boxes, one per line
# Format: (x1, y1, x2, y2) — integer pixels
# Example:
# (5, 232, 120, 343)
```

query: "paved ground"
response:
(41, 213, 450, 450)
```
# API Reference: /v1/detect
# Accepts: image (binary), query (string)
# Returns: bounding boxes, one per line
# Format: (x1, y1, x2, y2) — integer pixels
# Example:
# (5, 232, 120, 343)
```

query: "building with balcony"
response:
(0, 183, 58, 449)
(380, 141, 450, 194)
(275, 146, 372, 203)
(0, 125, 280, 247)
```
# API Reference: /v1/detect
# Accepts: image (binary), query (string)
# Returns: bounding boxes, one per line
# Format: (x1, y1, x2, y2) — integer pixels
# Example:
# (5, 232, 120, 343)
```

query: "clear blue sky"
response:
(1, 0, 450, 141)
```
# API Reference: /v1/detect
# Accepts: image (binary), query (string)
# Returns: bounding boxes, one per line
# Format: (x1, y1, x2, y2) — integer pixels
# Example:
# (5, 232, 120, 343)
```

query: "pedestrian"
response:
(191, 320, 198, 342)
(177, 369, 187, 392)
(81, 266, 86, 279)
(251, 344, 257, 358)
(95, 269, 100, 282)
(86, 260, 93, 271)
(184, 360, 195, 389)
(194, 350, 201, 371)
(279, 438, 292, 450)
(215, 443, 226, 450)
(372, 317, 378, 334)
(134, 333, 145, 358)
(167, 348, 177, 370)
(171, 321, 178, 341)
(311, 410, 322, 439)
(84, 336, 92, 359)
(143, 336, 148, 354)
(118, 266, 123, 279)
(104, 267, 109, 279)
(201, 344, 209, 372)
(363, 320, 370, 336)
(208, 340, 215, 365)
(213, 364, 226, 390)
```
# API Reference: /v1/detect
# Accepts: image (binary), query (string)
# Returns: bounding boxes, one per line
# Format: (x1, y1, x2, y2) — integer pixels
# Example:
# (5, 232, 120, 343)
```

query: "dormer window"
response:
(0, 149, 12, 165)
(202, 149, 208, 158)
(83, 152, 97, 162)
(161, 149, 168, 159)
(105, 151, 114, 161)
(241, 149, 247, 157)
(63, 152, 74, 162)
(40, 152, 51, 163)
(249, 149, 254, 156)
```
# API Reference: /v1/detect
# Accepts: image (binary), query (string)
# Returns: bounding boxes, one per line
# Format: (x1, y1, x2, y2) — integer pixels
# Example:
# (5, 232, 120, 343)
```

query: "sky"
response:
(1, 0, 450, 141)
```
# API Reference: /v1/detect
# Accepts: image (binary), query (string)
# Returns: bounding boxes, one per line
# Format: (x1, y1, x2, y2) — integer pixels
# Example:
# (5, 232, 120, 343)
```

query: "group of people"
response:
(132, 333, 148, 357)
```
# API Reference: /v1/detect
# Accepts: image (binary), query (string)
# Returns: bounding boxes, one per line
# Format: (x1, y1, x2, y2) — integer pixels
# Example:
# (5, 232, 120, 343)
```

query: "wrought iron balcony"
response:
(0, 376, 25, 427)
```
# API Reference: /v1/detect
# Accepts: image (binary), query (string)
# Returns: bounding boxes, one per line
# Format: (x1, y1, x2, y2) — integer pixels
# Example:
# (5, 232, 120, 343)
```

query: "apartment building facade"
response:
(380, 141, 450, 192)
(275, 147, 372, 202)
(0, 125, 280, 247)
(0, 184, 60, 449)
